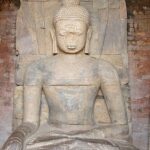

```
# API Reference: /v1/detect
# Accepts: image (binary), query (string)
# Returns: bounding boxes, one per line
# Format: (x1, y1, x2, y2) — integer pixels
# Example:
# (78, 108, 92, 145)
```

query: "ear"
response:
(50, 28, 58, 55)
(85, 26, 92, 54)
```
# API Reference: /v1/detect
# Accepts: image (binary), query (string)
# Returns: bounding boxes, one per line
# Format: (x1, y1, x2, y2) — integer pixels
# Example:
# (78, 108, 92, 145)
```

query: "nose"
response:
(67, 34, 76, 50)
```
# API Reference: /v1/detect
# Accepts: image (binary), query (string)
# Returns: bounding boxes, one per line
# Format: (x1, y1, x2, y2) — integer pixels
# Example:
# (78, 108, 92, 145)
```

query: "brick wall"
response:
(129, 51, 150, 150)
(128, 9, 150, 150)
(0, 8, 16, 147)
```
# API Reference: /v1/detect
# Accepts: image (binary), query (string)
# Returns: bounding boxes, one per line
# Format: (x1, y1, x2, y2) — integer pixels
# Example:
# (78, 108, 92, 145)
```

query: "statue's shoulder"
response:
(24, 56, 54, 85)
(96, 58, 119, 81)
(97, 58, 117, 71)
(26, 56, 54, 72)
(84, 56, 116, 71)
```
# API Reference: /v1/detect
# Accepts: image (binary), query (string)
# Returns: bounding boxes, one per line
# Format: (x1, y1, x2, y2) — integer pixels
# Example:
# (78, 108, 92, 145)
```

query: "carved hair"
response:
(53, 0, 89, 25)
(52, 0, 91, 55)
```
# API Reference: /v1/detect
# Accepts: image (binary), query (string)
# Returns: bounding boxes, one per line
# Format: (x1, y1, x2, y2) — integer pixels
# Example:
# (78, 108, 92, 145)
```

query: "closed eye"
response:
(58, 30, 67, 36)
(77, 32, 83, 35)
(75, 30, 84, 35)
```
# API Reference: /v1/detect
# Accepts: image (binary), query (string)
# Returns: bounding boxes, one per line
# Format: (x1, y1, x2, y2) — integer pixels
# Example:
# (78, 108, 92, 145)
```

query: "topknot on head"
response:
(63, 0, 80, 6)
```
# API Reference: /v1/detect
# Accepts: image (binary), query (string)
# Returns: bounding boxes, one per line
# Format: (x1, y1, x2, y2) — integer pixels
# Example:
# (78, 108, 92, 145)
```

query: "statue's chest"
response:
(43, 60, 99, 85)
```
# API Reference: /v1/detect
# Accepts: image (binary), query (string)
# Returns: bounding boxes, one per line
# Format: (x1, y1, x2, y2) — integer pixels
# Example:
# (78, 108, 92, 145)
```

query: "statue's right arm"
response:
(2, 122, 37, 150)
(2, 63, 43, 150)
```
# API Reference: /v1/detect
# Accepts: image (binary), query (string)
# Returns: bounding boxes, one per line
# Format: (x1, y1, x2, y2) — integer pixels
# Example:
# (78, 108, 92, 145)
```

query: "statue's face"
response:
(55, 20, 87, 54)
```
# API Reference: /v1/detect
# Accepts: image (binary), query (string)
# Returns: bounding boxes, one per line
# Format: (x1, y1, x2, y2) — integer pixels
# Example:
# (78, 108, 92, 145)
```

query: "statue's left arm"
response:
(98, 60, 129, 139)
(99, 60, 127, 125)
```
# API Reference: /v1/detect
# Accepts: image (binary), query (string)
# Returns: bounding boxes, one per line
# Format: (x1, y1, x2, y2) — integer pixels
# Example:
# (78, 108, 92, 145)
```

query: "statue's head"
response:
(51, 0, 92, 54)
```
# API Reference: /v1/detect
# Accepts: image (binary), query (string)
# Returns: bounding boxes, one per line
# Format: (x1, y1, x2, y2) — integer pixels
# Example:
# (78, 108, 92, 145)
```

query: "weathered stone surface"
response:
(13, 86, 49, 130)
(13, 86, 23, 129)
(16, 0, 60, 55)
(14, 0, 129, 132)
(14, 0, 129, 128)
(16, 55, 47, 85)
(2, 0, 135, 150)
(16, 0, 128, 63)
(94, 98, 111, 123)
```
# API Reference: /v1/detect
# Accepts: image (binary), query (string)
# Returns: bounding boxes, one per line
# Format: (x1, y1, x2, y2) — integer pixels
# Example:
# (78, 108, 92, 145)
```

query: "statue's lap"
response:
(25, 124, 115, 150)
(25, 123, 135, 150)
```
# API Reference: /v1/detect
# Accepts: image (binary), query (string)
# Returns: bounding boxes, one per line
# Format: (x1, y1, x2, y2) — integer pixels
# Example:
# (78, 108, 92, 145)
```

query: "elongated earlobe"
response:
(85, 26, 92, 54)
(50, 29, 58, 55)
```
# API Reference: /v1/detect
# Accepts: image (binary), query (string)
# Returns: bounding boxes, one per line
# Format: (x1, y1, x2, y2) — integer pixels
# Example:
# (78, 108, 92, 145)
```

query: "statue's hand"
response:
(2, 122, 37, 150)
(2, 137, 23, 150)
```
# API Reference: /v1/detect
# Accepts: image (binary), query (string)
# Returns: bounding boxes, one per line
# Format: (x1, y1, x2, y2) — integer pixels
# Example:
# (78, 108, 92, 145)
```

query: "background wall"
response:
(0, 5, 16, 146)
(128, 7, 150, 150)
(0, 1, 149, 150)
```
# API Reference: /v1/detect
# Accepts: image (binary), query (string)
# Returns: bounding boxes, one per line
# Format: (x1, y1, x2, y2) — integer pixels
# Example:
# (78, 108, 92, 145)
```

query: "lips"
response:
(67, 45, 76, 50)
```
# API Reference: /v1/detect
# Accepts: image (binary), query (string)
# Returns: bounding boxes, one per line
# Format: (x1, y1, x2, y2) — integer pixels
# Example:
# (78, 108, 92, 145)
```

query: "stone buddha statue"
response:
(2, 0, 138, 149)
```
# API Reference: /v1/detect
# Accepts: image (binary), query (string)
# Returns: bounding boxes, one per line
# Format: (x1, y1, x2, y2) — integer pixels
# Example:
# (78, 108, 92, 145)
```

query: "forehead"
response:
(56, 20, 86, 30)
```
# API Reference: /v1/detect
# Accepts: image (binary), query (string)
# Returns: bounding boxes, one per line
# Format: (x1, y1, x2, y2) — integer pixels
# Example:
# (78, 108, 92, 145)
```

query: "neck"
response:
(55, 53, 88, 62)
(58, 49, 87, 55)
